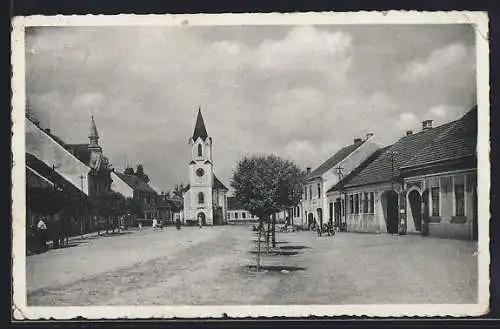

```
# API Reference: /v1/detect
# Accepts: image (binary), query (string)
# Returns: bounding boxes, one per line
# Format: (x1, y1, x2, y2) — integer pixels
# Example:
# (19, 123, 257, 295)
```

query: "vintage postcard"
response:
(11, 11, 490, 319)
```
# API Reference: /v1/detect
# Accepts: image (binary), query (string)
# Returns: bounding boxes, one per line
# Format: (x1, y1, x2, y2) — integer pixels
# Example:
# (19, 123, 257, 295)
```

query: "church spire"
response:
(89, 115, 99, 146)
(192, 107, 209, 141)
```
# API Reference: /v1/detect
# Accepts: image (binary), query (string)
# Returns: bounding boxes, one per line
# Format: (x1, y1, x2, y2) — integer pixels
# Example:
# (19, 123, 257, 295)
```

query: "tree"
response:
(173, 183, 188, 198)
(124, 167, 135, 175)
(89, 191, 126, 234)
(134, 164, 150, 183)
(231, 154, 305, 270)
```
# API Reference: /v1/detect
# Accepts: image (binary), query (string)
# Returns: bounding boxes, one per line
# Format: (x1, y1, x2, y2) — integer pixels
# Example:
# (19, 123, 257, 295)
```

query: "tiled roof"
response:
(306, 139, 365, 180)
(65, 144, 91, 164)
(213, 175, 229, 191)
(342, 120, 457, 188)
(25, 153, 84, 195)
(114, 172, 158, 194)
(192, 108, 209, 141)
(227, 196, 244, 210)
(26, 166, 54, 189)
(401, 107, 477, 169)
(327, 146, 390, 193)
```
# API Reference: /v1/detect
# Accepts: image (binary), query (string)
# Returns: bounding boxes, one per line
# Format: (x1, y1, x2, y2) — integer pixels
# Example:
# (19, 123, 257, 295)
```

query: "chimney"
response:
(406, 130, 413, 136)
(422, 120, 433, 131)
(366, 132, 374, 139)
(354, 138, 362, 143)
(306, 167, 311, 174)
(44, 128, 51, 134)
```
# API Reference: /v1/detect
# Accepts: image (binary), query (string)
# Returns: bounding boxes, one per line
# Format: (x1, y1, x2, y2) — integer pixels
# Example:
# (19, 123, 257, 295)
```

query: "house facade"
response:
(183, 108, 229, 226)
(301, 134, 382, 230)
(226, 196, 259, 224)
(114, 172, 159, 223)
(326, 107, 477, 240)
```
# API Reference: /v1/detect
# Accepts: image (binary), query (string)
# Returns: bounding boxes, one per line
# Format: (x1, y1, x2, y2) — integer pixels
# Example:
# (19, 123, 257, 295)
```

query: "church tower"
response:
(185, 108, 214, 225)
(88, 115, 102, 156)
(183, 108, 228, 226)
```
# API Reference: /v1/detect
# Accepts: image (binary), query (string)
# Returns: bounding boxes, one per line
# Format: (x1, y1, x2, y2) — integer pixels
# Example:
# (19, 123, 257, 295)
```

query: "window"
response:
(304, 187, 307, 200)
(369, 192, 374, 213)
(309, 186, 312, 199)
(363, 192, 369, 213)
(235, 212, 238, 219)
(354, 194, 359, 214)
(455, 181, 465, 217)
(431, 187, 440, 216)
(317, 183, 321, 197)
(242, 212, 246, 219)
(197, 144, 203, 157)
(226, 212, 230, 219)
(349, 195, 354, 214)
(198, 192, 204, 204)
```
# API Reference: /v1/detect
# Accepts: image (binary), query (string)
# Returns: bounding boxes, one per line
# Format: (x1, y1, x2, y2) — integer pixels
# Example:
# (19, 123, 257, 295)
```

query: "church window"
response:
(198, 144, 203, 157)
(198, 192, 205, 204)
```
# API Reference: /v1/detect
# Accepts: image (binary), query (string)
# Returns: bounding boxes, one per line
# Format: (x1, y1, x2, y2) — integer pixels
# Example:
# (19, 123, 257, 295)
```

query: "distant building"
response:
(114, 172, 159, 223)
(158, 193, 183, 225)
(300, 134, 382, 230)
(183, 108, 229, 226)
(226, 197, 259, 224)
(327, 107, 477, 240)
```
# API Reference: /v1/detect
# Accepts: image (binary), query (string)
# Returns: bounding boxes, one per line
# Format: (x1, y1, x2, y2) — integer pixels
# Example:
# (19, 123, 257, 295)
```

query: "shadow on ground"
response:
(277, 245, 310, 250)
(249, 250, 301, 256)
(243, 265, 306, 273)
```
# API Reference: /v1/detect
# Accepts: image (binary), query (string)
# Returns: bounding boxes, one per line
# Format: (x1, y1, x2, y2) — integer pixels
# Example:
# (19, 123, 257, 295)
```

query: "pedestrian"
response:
(198, 215, 202, 228)
(37, 217, 48, 251)
(138, 221, 143, 230)
(152, 218, 158, 231)
(176, 217, 181, 231)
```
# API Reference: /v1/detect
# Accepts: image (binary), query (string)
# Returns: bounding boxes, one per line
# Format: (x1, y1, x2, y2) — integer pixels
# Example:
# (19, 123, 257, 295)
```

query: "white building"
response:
(300, 134, 383, 229)
(183, 108, 229, 225)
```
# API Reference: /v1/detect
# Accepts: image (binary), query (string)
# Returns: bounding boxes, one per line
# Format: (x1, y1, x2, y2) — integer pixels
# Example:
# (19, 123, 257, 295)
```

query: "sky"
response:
(25, 24, 476, 193)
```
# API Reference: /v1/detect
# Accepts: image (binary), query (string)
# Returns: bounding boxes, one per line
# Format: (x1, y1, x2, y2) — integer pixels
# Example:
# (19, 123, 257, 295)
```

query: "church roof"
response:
(213, 175, 229, 191)
(192, 108, 209, 141)
(89, 115, 99, 139)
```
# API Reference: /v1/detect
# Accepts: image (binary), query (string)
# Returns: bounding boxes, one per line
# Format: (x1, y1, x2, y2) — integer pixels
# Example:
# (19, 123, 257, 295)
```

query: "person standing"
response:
(198, 215, 202, 228)
(37, 217, 48, 251)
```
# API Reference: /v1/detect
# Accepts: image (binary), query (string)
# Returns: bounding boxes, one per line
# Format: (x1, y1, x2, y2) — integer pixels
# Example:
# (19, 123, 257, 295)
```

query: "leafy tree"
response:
(123, 166, 135, 175)
(89, 191, 126, 234)
(231, 154, 305, 269)
(134, 164, 150, 183)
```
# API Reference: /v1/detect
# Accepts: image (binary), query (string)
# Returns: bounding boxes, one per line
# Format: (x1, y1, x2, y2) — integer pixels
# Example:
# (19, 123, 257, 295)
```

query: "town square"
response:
(13, 12, 489, 318)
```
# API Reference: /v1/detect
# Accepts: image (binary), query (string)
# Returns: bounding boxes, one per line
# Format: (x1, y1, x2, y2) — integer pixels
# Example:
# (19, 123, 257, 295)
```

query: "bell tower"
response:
(185, 108, 215, 225)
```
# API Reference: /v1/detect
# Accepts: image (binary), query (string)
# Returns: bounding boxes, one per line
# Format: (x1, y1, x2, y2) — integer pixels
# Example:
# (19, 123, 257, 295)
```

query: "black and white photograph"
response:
(11, 12, 490, 319)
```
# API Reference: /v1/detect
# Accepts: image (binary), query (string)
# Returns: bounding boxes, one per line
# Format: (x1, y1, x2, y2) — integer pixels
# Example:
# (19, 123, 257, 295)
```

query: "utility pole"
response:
(334, 165, 344, 231)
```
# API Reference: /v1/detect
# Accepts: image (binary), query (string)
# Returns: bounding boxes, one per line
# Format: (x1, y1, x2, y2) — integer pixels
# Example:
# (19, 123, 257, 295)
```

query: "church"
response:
(183, 108, 229, 226)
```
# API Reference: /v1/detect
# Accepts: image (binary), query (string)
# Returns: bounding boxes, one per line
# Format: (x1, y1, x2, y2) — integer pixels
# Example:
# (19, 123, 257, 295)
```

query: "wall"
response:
(332, 182, 393, 233)
(404, 170, 477, 240)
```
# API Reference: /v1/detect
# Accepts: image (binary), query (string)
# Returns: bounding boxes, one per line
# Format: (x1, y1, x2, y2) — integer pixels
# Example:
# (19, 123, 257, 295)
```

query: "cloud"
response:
(402, 43, 472, 82)
(25, 25, 476, 191)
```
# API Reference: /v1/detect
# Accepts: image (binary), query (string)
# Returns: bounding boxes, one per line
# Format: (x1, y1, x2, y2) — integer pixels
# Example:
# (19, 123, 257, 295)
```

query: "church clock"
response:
(196, 168, 205, 177)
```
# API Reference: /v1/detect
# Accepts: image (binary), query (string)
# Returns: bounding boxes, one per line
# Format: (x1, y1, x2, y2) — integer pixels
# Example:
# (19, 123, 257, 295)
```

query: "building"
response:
(326, 107, 477, 240)
(300, 134, 383, 230)
(158, 193, 183, 225)
(25, 116, 121, 236)
(226, 196, 259, 224)
(114, 172, 159, 224)
(399, 107, 477, 240)
(183, 108, 229, 226)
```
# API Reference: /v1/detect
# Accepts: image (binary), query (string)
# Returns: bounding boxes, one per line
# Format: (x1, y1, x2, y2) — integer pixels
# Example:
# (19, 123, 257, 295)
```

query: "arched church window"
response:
(198, 192, 205, 204)
(198, 144, 203, 157)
